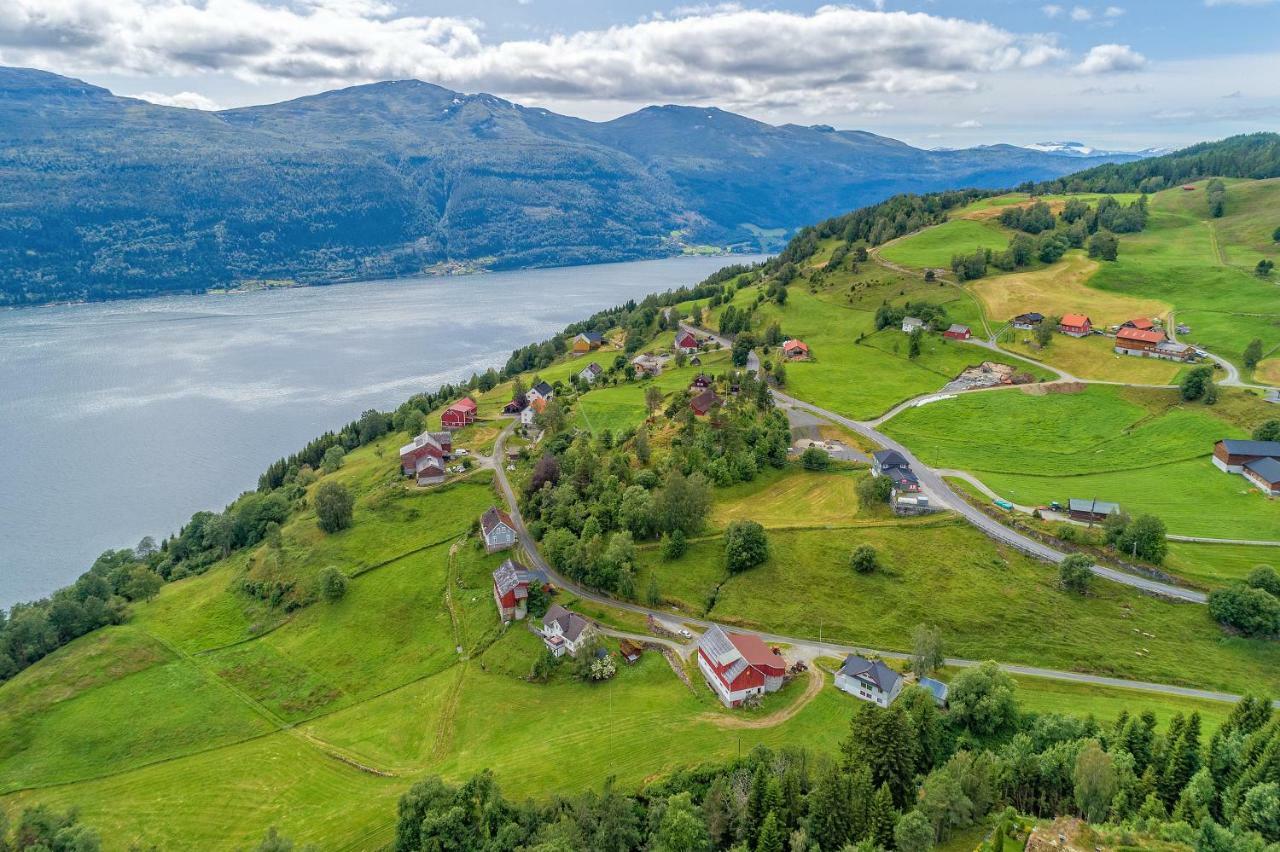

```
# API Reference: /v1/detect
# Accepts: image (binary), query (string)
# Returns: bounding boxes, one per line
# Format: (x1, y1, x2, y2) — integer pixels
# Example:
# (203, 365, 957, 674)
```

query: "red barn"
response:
(696, 625, 786, 707)
(676, 331, 700, 354)
(1059, 314, 1093, 337)
(690, 388, 722, 416)
(1115, 327, 1166, 355)
(441, 397, 477, 430)
(943, 324, 971, 340)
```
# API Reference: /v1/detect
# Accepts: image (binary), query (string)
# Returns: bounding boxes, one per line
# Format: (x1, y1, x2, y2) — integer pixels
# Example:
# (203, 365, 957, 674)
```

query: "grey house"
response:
(480, 507, 518, 553)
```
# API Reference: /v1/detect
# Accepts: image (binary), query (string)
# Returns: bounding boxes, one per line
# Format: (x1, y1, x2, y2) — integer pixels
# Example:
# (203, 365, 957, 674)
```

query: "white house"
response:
(578, 362, 603, 384)
(540, 604, 594, 657)
(902, 316, 925, 334)
(834, 654, 903, 708)
(526, 381, 554, 404)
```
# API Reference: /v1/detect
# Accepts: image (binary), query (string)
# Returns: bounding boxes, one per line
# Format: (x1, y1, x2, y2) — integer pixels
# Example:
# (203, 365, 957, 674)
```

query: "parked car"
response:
(678, 629, 693, 639)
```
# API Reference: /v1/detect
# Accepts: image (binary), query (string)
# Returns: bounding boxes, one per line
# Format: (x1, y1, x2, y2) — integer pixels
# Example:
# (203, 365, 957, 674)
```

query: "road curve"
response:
(492, 422, 1257, 704)
(680, 323, 1207, 604)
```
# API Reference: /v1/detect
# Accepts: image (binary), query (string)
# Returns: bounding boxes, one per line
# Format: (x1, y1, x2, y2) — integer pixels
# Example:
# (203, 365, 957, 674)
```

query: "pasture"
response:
(878, 217, 1011, 269)
(882, 384, 1279, 542)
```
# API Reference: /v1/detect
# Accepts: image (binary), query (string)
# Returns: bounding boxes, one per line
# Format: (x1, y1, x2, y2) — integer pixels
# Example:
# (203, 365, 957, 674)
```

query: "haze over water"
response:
(0, 256, 761, 607)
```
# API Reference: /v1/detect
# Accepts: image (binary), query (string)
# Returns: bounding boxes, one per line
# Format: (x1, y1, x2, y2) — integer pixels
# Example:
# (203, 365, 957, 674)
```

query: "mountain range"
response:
(0, 67, 1149, 306)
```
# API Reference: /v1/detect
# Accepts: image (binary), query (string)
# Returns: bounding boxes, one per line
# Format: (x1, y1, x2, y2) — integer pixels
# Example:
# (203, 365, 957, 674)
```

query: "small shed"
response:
(618, 639, 644, 664)
(1068, 498, 1121, 524)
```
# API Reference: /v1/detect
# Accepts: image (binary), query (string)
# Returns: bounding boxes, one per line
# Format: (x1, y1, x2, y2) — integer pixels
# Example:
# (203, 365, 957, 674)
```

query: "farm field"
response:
(881, 384, 1279, 541)
(635, 510, 1280, 695)
(972, 252, 1171, 331)
(998, 332, 1183, 384)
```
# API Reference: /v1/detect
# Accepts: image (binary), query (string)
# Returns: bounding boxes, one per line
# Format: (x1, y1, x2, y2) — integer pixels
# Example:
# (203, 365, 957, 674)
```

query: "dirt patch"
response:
(942, 361, 1032, 392)
(1021, 380, 1087, 396)
(1254, 358, 1280, 386)
(701, 668, 823, 730)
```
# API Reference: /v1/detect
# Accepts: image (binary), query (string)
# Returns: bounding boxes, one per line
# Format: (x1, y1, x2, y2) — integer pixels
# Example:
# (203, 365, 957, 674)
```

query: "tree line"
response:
(391, 673, 1280, 852)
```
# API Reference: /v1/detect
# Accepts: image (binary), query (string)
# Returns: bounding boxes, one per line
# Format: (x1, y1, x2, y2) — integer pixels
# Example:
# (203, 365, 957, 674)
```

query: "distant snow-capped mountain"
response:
(1024, 141, 1173, 158)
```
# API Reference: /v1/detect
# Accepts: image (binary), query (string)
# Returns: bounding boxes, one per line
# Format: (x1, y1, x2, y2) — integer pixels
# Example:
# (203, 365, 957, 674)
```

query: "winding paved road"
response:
(492, 422, 1263, 704)
(682, 323, 1208, 603)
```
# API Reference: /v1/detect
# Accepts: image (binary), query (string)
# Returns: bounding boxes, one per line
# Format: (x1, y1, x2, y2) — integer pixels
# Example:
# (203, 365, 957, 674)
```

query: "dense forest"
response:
(388, 685, 1280, 852)
(0, 66, 1134, 307)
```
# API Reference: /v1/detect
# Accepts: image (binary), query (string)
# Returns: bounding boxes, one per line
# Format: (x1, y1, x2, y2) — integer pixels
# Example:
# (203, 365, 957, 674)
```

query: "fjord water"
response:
(0, 256, 761, 607)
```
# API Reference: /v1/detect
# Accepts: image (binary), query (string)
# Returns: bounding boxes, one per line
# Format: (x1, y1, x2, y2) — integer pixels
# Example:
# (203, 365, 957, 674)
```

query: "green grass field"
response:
(879, 217, 1011, 269)
(1165, 542, 1279, 588)
(881, 384, 1278, 543)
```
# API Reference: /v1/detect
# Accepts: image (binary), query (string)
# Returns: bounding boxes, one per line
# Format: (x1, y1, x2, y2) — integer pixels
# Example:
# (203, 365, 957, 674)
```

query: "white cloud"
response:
(131, 90, 222, 109)
(1074, 43, 1147, 74)
(1041, 4, 1064, 16)
(1104, 6, 1125, 16)
(1070, 6, 1094, 21)
(953, 119, 982, 128)
(0, 1, 1068, 109)
(1205, 0, 1276, 5)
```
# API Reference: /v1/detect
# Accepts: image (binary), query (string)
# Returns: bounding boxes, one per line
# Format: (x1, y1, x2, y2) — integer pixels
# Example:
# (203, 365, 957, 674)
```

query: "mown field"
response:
(999, 330, 1184, 384)
(634, 466, 1280, 694)
(881, 383, 1279, 542)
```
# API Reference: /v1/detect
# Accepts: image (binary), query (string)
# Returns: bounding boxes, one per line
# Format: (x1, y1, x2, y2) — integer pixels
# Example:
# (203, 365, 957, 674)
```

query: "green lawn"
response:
(880, 217, 1012, 269)
(881, 384, 1279, 542)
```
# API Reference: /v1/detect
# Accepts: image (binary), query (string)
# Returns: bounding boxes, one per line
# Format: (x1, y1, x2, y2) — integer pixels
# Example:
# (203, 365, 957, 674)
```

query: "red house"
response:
(441, 397, 477, 430)
(943, 324, 971, 340)
(492, 558, 544, 622)
(1059, 314, 1093, 338)
(696, 625, 786, 707)
(781, 339, 810, 359)
(1115, 327, 1165, 355)
(1121, 317, 1155, 331)
(676, 331, 700, 354)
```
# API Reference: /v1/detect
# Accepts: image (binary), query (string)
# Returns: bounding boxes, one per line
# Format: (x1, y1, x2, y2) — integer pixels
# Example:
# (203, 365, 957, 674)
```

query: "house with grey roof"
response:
(578, 362, 603, 384)
(834, 655, 903, 707)
(901, 316, 925, 334)
(1243, 456, 1280, 497)
(540, 604, 594, 657)
(1067, 498, 1121, 524)
(918, 677, 950, 707)
(492, 559, 546, 622)
(480, 507, 518, 553)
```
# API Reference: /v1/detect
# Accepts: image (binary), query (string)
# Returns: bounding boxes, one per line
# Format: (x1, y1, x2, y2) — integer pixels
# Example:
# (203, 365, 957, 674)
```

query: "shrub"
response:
(850, 544, 879, 574)
(856, 473, 893, 506)
(660, 529, 687, 561)
(1208, 585, 1280, 638)
(724, 520, 769, 574)
(801, 446, 831, 470)
(317, 566, 349, 602)
(314, 482, 354, 533)
(1058, 554, 1093, 595)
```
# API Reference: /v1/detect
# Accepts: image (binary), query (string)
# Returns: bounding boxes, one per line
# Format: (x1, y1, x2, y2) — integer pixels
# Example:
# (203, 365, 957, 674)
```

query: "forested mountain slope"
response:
(0, 67, 1138, 306)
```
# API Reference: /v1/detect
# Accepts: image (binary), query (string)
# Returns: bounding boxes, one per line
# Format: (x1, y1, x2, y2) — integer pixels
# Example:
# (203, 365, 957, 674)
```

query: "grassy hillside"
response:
(881, 384, 1278, 543)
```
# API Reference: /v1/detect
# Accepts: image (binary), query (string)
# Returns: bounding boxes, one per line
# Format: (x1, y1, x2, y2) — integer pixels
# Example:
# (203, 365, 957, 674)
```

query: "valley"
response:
(2, 142, 1280, 851)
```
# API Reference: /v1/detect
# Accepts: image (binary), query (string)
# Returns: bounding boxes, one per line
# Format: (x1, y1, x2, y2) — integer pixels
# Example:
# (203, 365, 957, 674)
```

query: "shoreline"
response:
(0, 248, 757, 313)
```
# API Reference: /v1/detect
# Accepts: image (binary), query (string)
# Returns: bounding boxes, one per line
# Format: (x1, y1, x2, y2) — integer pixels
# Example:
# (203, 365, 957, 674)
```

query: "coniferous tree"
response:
(868, 783, 898, 849)
(756, 812, 786, 852)
(806, 764, 853, 851)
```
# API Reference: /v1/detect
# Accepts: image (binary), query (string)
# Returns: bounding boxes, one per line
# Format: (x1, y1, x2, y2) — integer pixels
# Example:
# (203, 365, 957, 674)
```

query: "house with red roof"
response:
(1114, 326, 1165, 354)
(696, 625, 786, 707)
(781, 339, 810, 359)
(441, 397, 477, 430)
(676, 331, 700, 355)
(1058, 314, 1093, 338)
(1121, 317, 1156, 331)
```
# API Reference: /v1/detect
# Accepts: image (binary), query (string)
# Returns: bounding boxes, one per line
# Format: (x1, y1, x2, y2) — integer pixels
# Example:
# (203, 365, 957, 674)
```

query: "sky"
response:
(1, 0, 1277, 149)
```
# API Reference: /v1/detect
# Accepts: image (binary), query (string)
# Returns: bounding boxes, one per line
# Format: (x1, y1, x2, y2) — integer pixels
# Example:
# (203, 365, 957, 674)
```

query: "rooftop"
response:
(838, 655, 901, 692)
(1219, 439, 1280, 458)
(1068, 498, 1120, 515)
(1244, 456, 1280, 483)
